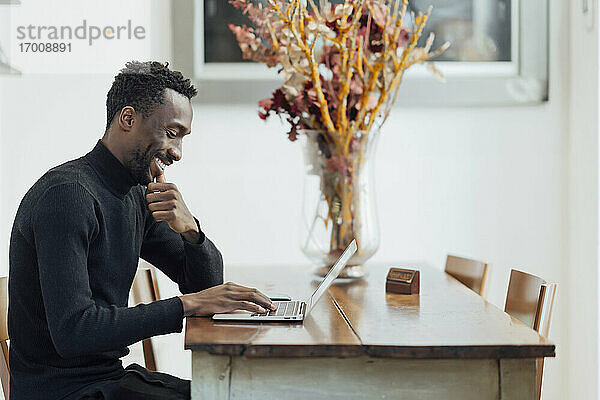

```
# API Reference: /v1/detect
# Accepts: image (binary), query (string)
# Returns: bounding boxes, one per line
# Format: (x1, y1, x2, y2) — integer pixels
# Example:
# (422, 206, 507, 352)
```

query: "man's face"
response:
(124, 89, 193, 185)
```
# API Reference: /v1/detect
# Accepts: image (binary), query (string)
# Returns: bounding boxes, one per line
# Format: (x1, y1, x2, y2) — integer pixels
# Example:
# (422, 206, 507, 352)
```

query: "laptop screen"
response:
(306, 239, 357, 313)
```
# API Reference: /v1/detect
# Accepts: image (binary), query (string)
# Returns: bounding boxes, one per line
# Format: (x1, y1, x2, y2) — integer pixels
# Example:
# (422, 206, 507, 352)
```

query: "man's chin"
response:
(141, 173, 153, 186)
(132, 169, 152, 186)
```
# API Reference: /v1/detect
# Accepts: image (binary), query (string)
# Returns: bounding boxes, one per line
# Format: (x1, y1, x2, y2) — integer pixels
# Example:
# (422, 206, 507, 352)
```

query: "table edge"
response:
(185, 343, 555, 359)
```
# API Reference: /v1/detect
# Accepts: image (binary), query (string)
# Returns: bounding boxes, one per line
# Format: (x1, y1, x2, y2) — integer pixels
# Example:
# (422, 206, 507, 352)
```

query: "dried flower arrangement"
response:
(229, 0, 449, 267)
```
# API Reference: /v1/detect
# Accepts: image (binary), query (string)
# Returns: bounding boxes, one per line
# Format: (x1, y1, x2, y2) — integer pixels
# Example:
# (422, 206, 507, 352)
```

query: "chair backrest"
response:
(445, 255, 489, 297)
(0, 277, 9, 400)
(504, 269, 548, 330)
(131, 264, 160, 371)
(504, 269, 558, 400)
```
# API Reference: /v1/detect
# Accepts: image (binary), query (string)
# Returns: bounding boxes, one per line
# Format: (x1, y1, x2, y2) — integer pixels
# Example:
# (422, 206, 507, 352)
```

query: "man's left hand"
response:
(146, 179, 201, 243)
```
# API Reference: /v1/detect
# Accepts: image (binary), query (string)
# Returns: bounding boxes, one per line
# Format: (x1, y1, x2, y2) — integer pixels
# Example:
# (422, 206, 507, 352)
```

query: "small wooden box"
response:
(386, 268, 420, 295)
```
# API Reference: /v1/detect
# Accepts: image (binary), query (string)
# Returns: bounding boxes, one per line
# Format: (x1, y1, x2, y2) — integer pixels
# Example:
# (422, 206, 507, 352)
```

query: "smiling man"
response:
(8, 61, 275, 400)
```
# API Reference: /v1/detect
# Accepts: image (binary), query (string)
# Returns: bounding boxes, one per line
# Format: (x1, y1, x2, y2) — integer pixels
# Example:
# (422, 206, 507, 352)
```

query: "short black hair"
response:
(105, 61, 197, 131)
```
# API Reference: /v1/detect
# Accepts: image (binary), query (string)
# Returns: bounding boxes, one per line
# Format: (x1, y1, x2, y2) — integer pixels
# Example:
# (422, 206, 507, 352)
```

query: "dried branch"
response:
(232, 0, 447, 141)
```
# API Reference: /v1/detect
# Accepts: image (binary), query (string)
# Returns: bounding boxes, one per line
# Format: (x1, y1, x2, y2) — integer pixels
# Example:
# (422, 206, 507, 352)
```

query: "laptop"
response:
(212, 239, 357, 322)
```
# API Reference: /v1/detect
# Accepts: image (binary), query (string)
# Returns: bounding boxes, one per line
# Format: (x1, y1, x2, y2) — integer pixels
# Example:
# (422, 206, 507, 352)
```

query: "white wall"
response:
(567, 1, 599, 399)
(0, 0, 574, 398)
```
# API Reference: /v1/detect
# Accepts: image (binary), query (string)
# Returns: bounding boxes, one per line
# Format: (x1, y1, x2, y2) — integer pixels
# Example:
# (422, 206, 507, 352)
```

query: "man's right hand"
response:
(178, 282, 277, 317)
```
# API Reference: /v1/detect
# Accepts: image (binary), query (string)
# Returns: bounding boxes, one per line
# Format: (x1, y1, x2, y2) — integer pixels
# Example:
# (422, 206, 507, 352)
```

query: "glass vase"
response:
(300, 129, 380, 278)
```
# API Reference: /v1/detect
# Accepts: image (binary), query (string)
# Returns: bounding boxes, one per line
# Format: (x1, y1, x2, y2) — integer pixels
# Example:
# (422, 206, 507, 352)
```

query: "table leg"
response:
(191, 351, 231, 400)
(499, 358, 537, 400)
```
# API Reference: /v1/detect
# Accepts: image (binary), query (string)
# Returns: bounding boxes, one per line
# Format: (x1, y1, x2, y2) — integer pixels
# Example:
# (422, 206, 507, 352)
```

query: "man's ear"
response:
(118, 106, 136, 132)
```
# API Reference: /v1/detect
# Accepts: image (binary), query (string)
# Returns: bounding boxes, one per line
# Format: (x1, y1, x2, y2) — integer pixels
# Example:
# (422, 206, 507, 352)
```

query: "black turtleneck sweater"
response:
(8, 140, 223, 400)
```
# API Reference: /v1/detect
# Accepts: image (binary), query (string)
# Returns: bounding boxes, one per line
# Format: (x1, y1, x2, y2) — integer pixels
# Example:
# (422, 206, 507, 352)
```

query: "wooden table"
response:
(185, 265, 555, 400)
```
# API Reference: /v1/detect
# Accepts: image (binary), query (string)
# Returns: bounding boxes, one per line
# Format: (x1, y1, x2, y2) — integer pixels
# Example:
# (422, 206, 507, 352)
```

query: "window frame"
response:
(172, 0, 548, 106)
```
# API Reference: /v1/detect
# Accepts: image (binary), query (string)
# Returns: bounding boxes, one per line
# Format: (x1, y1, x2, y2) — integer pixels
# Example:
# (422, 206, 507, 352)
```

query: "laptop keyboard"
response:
(252, 301, 302, 317)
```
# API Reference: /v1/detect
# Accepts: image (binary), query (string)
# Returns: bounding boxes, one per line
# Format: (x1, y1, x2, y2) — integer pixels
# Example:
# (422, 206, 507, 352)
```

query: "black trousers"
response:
(77, 364, 190, 400)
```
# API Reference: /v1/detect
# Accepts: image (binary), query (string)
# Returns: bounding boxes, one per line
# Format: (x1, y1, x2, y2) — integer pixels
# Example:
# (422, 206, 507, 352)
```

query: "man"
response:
(8, 61, 276, 400)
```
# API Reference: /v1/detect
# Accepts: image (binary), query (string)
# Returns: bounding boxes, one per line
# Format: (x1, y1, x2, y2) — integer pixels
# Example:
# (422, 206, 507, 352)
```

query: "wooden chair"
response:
(131, 263, 160, 372)
(444, 255, 489, 297)
(0, 272, 165, 398)
(504, 269, 558, 400)
(0, 277, 9, 400)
